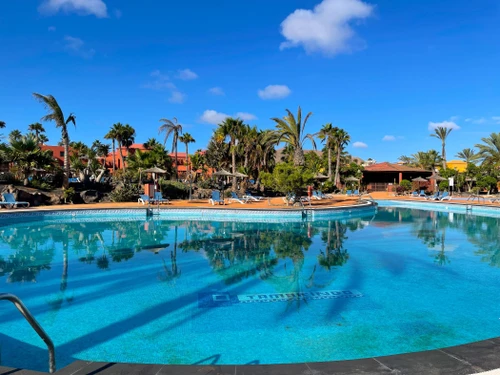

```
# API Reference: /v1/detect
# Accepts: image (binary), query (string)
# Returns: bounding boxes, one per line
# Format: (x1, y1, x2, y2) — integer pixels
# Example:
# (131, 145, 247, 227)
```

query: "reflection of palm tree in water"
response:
(318, 220, 349, 270)
(158, 225, 181, 283)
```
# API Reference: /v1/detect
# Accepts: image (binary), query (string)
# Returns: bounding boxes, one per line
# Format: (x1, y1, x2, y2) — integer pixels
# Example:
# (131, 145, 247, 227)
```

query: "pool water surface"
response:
(0, 206, 499, 371)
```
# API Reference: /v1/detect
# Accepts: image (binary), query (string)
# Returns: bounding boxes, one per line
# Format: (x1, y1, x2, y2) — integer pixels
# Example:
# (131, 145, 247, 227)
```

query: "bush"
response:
(396, 185, 405, 194)
(400, 179, 412, 191)
(29, 179, 53, 191)
(0, 172, 17, 183)
(260, 163, 313, 196)
(439, 180, 449, 191)
(197, 178, 215, 190)
(63, 187, 76, 203)
(321, 180, 337, 193)
(159, 180, 189, 199)
(109, 182, 141, 202)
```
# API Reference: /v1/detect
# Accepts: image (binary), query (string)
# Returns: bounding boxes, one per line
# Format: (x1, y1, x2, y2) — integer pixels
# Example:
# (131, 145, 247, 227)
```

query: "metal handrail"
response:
(0, 293, 55, 373)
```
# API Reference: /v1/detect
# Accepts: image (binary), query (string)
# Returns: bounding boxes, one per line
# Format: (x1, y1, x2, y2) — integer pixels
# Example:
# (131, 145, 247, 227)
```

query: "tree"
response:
(178, 132, 195, 179)
(455, 148, 479, 164)
(333, 128, 350, 187)
(28, 122, 46, 143)
(317, 123, 336, 181)
(120, 124, 136, 169)
(159, 117, 183, 180)
(430, 126, 453, 169)
(411, 150, 442, 171)
(107, 123, 135, 171)
(9, 129, 21, 140)
(38, 134, 49, 144)
(475, 133, 500, 167)
(143, 138, 161, 150)
(92, 140, 110, 168)
(260, 163, 313, 204)
(104, 125, 119, 172)
(218, 117, 244, 189)
(271, 106, 316, 167)
(0, 121, 5, 128)
(33, 93, 75, 188)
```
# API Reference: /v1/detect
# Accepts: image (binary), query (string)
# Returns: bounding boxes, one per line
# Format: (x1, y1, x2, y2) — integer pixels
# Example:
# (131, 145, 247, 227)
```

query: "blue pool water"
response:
(1, 206, 500, 371)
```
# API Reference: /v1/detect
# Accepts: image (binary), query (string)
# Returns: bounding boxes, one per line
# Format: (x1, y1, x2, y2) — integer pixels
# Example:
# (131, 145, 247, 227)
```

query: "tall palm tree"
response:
(475, 133, 500, 166)
(143, 138, 161, 150)
(159, 117, 183, 180)
(28, 122, 46, 143)
(219, 118, 244, 189)
(38, 134, 49, 145)
(431, 126, 453, 169)
(119, 124, 135, 171)
(0, 121, 5, 128)
(398, 155, 413, 165)
(179, 132, 195, 177)
(333, 128, 350, 187)
(104, 125, 120, 172)
(271, 106, 316, 167)
(92, 140, 110, 168)
(9, 129, 21, 140)
(316, 123, 336, 181)
(33, 93, 75, 188)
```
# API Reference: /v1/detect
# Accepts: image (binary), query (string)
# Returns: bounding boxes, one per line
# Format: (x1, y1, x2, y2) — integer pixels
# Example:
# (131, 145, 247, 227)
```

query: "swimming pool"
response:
(1, 205, 500, 371)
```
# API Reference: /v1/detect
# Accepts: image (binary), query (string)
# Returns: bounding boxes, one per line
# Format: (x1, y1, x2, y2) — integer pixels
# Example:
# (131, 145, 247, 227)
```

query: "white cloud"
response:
(63, 36, 95, 59)
(257, 85, 291, 100)
(209, 87, 225, 96)
(279, 0, 373, 56)
(353, 141, 368, 148)
(236, 112, 257, 121)
(428, 120, 460, 131)
(492, 116, 500, 124)
(200, 110, 230, 125)
(176, 69, 198, 80)
(382, 135, 395, 141)
(39, 0, 108, 18)
(168, 91, 186, 104)
(48, 26, 56, 32)
(142, 70, 176, 90)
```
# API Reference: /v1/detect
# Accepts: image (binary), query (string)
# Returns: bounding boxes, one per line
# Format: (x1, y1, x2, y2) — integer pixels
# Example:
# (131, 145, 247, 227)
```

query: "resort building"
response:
(442, 159, 467, 172)
(363, 162, 432, 192)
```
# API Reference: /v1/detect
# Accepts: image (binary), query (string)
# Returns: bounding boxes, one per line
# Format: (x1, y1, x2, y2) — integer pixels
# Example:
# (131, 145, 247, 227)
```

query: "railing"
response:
(0, 293, 55, 373)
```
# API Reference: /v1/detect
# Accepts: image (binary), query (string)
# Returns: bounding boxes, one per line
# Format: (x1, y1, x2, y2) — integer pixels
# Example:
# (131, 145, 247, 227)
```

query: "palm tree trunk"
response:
(293, 147, 305, 167)
(63, 131, 70, 189)
(442, 142, 447, 169)
(112, 139, 116, 172)
(118, 144, 126, 171)
(328, 141, 332, 181)
(334, 145, 341, 188)
(232, 138, 237, 190)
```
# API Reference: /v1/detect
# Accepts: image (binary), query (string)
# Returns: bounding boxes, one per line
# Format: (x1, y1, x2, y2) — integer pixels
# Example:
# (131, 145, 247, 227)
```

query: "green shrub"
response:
(321, 180, 337, 193)
(260, 163, 313, 196)
(63, 187, 76, 203)
(400, 179, 412, 191)
(109, 182, 141, 202)
(159, 180, 189, 199)
(439, 180, 449, 191)
(197, 179, 215, 190)
(29, 179, 53, 191)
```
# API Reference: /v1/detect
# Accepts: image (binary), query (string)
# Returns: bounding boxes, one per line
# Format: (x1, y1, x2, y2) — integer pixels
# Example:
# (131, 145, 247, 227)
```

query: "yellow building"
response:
(441, 160, 467, 172)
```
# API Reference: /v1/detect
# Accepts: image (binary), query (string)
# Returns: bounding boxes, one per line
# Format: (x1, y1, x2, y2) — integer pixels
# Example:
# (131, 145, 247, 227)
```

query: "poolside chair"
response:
(439, 192, 451, 201)
(312, 190, 322, 200)
(229, 192, 248, 204)
(209, 191, 225, 205)
(2, 193, 30, 208)
(353, 189, 360, 196)
(243, 191, 263, 201)
(138, 194, 151, 205)
(318, 190, 333, 199)
(346, 190, 352, 196)
(426, 191, 441, 201)
(418, 190, 426, 197)
(153, 192, 170, 205)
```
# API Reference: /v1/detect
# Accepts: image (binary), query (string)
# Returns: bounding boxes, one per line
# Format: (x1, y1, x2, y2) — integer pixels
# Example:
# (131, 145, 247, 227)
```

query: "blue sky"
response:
(1, 0, 499, 162)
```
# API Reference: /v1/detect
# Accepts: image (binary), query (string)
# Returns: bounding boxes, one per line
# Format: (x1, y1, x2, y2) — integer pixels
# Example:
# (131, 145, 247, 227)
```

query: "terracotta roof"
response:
(364, 162, 430, 173)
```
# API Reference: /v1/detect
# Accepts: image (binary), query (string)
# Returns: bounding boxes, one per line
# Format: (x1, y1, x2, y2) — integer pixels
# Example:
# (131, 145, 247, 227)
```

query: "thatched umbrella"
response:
(412, 177, 428, 182)
(213, 169, 236, 198)
(313, 173, 329, 180)
(142, 167, 168, 193)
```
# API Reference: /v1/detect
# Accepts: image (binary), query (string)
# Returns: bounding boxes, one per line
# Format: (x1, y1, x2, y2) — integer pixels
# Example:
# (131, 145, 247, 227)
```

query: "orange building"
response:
(40, 145, 76, 166)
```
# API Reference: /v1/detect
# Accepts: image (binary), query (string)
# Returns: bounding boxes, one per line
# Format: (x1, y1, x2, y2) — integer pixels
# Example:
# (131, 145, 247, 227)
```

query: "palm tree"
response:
(92, 140, 110, 168)
(116, 124, 135, 171)
(476, 133, 500, 166)
(398, 155, 413, 165)
(271, 106, 316, 167)
(143, 138, 161, 150)
(179, 132, 195, 176)
(159, 117, 183, 180)
(38, 134, 49, 145)
(28, 122, 46, 143)
(317, 123, 336, 181)
(104, 125, 119, 172)
(430, 127, 453, 169)
(9, 129, 21, 140)
(333, 128, 350, 187)
(0, 121, 5, 128)
(33, 93, 75, 188)
(219, 118, 244, 189)
(455, 148, 479, 164)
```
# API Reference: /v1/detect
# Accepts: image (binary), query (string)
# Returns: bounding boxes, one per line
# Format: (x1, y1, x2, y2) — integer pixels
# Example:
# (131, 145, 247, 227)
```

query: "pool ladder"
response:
(0, 293, 55, 373)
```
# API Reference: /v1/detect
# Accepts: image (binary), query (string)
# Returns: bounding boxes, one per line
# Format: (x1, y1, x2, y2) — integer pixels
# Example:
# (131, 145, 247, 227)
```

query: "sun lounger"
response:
(209, 191, 225, 205)
(312, 191, 322, 200)
(346, 190, 352, 196)
(243, 191, 263, 201)
(2, 193, 30, 208)
(318, 190, 333, 199)
(439, 192, 451, 201)
(353, 189, 360, 196)
(153, 192, 170, 204)
(138, 194, 151, 205)
(426, 192, 441, 201)
(229, 192, 248, 204)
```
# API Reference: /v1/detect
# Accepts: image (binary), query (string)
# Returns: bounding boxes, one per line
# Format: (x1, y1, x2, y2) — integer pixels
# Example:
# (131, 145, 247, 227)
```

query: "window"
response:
(59, 151, 65, 157)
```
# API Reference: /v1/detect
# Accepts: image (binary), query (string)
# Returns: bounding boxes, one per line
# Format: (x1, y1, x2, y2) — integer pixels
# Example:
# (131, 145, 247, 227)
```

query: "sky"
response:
(1, 0, 499, 162)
